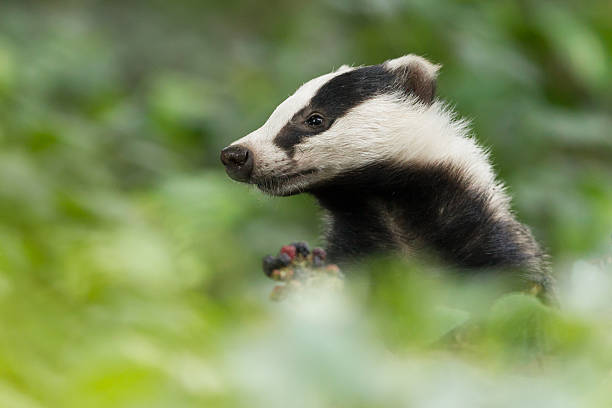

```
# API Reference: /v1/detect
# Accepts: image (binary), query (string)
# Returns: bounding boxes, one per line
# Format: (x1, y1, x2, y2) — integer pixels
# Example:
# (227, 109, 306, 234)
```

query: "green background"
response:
(0, 1, 611, 406)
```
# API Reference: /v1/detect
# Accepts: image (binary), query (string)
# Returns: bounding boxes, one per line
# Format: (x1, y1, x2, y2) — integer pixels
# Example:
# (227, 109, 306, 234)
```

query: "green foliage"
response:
(0, 0, 611, 406)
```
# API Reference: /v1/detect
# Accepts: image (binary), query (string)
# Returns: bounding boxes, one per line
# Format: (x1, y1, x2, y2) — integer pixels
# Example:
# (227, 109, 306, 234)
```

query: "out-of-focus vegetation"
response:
(0, 0, 611, 406)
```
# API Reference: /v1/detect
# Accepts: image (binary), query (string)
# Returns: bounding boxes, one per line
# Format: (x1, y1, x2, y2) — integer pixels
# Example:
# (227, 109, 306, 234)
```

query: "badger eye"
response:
(305, 113, 324, 128)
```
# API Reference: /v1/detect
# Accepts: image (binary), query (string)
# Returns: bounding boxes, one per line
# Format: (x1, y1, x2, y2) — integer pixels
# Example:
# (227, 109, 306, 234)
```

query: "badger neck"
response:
(309, 159, 544, 276)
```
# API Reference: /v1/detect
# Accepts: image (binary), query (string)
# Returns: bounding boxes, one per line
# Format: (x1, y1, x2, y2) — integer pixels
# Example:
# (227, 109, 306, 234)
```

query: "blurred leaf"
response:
(0, 0, 611, 406)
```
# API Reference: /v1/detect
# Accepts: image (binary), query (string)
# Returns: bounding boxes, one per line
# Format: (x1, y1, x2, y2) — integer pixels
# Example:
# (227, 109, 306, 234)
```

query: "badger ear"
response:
(334, 64, 353, 73)
(384, 55, 441, 105)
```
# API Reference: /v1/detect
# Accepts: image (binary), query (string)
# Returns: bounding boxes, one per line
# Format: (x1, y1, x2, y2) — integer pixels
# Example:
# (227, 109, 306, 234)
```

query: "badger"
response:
(220, 54, 553, 298)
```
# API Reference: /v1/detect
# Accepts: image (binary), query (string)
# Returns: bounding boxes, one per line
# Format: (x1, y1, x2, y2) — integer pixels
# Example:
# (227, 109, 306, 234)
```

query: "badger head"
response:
(220, 55, 477, 196)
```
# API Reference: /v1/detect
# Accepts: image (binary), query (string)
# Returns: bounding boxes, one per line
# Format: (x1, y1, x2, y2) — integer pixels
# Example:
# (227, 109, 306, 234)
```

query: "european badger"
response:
(221, 54, 553, 297)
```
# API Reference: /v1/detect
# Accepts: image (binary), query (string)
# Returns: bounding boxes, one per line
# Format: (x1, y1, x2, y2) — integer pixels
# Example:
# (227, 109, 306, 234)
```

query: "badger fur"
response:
(221, 54, 553, 296)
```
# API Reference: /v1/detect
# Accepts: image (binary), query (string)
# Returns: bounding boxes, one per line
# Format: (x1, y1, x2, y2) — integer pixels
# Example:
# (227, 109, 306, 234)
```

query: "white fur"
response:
(230, 55, 510, 215)
(231, 67, 355, 182)
(384, 54, 441, 79)
(295, 93, 510, 213)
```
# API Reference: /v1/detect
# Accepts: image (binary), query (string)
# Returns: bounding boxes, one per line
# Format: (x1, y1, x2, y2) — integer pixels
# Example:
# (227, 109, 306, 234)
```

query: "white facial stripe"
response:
(231, 67, 356, 151)
(229, 67, 358, 184)
(293, 93, 505, 207)
(295, 94, 462, 168)
(264, 71, 344, 137)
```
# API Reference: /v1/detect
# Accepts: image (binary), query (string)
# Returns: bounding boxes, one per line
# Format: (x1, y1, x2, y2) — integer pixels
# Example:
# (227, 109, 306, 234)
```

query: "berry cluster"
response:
(262, 242, 343, 301)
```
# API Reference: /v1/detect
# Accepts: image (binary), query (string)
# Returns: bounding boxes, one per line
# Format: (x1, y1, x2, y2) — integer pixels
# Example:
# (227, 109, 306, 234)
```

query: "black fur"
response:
(274, 63, 435, 156)
(229, 57, 554, 299)
(308, 162, 553, 293)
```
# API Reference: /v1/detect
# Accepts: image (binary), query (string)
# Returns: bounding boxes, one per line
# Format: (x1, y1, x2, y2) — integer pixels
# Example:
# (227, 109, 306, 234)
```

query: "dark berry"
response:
(280, 245, 296, 260)
(278, 252, 292, 266)
(312, 247, 326, 261)
(262, 255, 278, 277)
(293, 241, 310, 257)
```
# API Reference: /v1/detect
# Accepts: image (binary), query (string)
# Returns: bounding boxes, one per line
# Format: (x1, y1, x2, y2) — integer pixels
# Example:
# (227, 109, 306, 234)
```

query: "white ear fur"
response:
(384, 54, 441, 104)
(384, 54, 441, 78)
(335, 64, 353, 73)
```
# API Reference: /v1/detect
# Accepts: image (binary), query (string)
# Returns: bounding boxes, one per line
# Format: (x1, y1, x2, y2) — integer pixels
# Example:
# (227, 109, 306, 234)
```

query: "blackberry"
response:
(262, 255, 276, 276)
(262, 255, 284, 277)
(278, 252, 292, 266)
(263, 242, 343, 301)
(292, 241, 310, 258)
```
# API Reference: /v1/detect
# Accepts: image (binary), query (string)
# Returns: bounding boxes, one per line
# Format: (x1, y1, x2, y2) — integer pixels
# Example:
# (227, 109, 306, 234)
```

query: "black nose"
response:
(220, 145, 253, 182)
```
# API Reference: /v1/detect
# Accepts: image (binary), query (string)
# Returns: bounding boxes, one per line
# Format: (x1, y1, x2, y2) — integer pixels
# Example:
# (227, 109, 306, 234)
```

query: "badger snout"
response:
(220, 145, 253, 182)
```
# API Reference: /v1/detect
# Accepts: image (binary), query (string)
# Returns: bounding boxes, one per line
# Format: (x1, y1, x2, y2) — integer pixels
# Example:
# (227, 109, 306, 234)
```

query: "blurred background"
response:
(0, 0, 611, 406)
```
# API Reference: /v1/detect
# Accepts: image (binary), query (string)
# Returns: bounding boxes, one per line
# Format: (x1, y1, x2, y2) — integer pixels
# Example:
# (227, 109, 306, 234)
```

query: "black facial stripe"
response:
(309, 65, 394, 118)
(272, 61, 438, 156)
(272, 106, 322, 155)
(273, 65, 395, 156)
